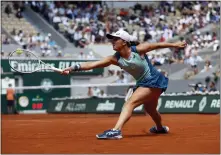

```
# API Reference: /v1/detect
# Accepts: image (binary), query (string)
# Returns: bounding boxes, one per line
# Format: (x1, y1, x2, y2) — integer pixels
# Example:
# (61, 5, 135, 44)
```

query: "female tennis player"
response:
(61, 30, 186, 139)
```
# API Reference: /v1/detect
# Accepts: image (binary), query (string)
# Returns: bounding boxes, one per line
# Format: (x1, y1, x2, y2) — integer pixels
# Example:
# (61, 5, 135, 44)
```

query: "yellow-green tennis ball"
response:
(16, 49, 23, 55)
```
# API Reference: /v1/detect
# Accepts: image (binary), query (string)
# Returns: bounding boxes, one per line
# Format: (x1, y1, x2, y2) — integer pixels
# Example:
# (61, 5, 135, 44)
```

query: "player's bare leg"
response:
(114, 88, 162, 130)
(144, 102, 163, 130)
(96, 87, 163, 139)
(144, 98, 169, 133)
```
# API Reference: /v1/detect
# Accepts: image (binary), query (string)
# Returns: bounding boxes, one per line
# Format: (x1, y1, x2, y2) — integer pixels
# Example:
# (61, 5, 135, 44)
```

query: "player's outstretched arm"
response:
(136, 41, 187, 54)
(61, 55, 118, 75)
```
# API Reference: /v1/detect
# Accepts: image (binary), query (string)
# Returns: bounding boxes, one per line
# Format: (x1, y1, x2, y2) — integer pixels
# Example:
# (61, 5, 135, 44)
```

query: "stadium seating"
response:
(1, 2, 37, 35)
(1, 1, 220, 93)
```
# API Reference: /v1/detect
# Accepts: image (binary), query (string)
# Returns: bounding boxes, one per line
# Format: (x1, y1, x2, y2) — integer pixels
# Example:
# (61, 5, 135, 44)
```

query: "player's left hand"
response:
(175, 41, 187, 48)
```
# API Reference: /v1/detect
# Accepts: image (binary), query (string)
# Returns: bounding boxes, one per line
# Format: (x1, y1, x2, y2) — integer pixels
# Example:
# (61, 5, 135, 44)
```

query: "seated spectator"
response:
(213, 40, 219, 52)
(66, 24, 76, 42)
(3, 37, 11, 44)
(40, 40, 51, 57)
(16, 8, 23, 19)
(200, 60, 213, 73)
(116, 73, 127, 83)
(93, 87, 101, 97)
(159, 34, 166, 42)
(11, 28, 17, 36)
(27, 34, 37, 49)
(86, 51, 95, 60)
(209, 81, 217, 92)
(73, 28, 82, 47)
(48, 39, 56, 48)
(78, 32, 90, 48)
(204, 32, 212, 43)
(52, 13, 61, 30)
(5, 4, 12, 17)
(98, 90, 107, 98)
(35, 33, 44, 43)
(87, 87, 93, 97)
(78, 52, 86, 59)
(108, 69, 115, 76)
(184, 53, 203, 74)
(152, 54, 165, 66)
(53, 45, 62, 57)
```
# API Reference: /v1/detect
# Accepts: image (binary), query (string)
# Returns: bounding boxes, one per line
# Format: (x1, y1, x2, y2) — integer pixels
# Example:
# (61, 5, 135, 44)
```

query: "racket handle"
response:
(51, 66, 62, 73)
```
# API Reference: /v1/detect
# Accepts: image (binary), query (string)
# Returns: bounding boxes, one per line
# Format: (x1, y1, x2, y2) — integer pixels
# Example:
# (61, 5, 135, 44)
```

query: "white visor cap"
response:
(106, 30, 132, 42)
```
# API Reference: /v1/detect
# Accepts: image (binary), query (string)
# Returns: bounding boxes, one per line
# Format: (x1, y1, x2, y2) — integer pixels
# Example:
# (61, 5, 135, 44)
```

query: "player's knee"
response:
(126, 100, 141, 109)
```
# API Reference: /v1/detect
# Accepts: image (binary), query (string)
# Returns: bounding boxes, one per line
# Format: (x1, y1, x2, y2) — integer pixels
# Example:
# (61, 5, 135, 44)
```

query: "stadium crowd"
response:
(29, 1, 220, 46)
(1, 1, 220, 96)
(2, 2, 61, 57)
(189, 71, 220, 93)
(27, 0, 220, 78)
(2, 1, 220, 87)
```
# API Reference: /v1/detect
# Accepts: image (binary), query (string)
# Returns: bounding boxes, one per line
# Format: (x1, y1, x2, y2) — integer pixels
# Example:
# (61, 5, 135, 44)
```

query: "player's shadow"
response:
(125, 133, 159, 138)
(124, 129, 171, 138)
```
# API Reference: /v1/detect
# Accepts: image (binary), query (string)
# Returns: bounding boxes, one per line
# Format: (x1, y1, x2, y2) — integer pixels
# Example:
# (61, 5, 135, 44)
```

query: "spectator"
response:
(205, 76, 211, 89)
(78, 32, 90, 48)
(93, 87, 101, 97)
(78, 52, 86, 59)
(209, 81, 217, 92)
(11, 28, 17, 36)
(86, 51, 95, 60)
(3, 37, 11, 44)
(116, 73, 127, 83)
(98, 90, 107, 98)
(6, 84, 16, 114)
(213, 40, 219, 52)
(35, 33, 43, 42)
(200, 60, 213, 73)
(67, 24, 76, 42)
(31, 1, 220, 47)
(152, 54, 165, 66)
(73, 28, 82, 47)
(87, 87, 93, 97)
(185, 53, 203, 74)
(5, 4, 12, 17)
(1, 50, 4, 57)
(52, 13, 61, 30)
(40, 40, 51, 57)
(16, 8, 23, 19)
(53, 45, 62, 57)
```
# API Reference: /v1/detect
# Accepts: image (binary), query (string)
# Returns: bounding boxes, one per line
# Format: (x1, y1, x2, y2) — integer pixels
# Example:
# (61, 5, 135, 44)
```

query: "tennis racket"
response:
(8, 49, 63, 73)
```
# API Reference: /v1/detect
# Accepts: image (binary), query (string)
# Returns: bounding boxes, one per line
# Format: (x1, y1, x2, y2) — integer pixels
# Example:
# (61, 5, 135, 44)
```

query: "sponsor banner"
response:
(96, 100, 116, 111)
(158, 95, 220, 113)
(47, 95, 220, 114)
(16, 94, 46, 111)
(1, 59, 103, 75)
(48, 98, 126, 113)
(2, 94, 219, 114)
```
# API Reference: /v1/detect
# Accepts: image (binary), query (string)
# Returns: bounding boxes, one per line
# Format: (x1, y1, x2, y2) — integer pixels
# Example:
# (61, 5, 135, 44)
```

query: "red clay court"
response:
(2, 114, 220, 154)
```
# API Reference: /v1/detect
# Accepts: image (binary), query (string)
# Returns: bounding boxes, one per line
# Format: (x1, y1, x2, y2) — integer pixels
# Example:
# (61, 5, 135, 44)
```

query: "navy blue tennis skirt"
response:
(133, 73, 169, 93)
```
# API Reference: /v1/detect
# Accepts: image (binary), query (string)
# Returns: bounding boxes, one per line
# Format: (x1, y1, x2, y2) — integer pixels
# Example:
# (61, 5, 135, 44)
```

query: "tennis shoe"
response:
(149, 126, 169, 134)
(96, 129, 122, 139)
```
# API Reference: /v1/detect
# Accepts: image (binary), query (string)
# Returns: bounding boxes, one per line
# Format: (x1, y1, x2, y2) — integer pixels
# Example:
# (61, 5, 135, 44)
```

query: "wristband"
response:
(71, 64, 81, 71)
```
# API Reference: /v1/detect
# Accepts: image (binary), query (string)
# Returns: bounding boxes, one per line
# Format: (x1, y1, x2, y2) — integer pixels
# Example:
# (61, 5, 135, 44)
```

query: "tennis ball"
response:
(15, 49, 23, 55)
